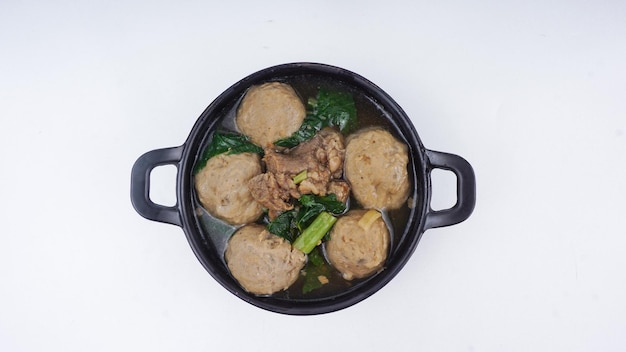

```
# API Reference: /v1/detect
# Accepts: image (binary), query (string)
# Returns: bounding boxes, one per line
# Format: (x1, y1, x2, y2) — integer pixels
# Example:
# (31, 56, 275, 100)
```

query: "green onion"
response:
(292, 212, 337, 254)
(292, 170, 308, 185)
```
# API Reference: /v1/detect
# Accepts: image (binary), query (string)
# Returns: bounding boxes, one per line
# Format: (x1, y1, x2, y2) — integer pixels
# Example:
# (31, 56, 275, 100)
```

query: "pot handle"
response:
(423, 149, 476, 230)
(130, 146, 184, 227)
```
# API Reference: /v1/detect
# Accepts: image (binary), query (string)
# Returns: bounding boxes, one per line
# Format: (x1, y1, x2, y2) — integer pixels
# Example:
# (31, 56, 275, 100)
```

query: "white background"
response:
(1, 1, 625, 351)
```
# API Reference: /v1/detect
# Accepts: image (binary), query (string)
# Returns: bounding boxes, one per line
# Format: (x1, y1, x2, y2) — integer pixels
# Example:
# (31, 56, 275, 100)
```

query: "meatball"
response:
(194, 152, 263, 225)
(225, 224, 306, 295)
(236, 82, 306, 147)
(344, 127, 410, 209)
(326, 210, 389, 280)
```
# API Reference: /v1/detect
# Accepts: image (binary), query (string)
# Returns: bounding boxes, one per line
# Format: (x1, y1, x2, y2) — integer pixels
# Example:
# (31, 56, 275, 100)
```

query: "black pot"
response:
(130, 63, 476, 315)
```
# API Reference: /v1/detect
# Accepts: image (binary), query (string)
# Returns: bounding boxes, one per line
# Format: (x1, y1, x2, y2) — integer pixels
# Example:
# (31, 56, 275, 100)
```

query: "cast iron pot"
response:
(130, 62, 476, 315)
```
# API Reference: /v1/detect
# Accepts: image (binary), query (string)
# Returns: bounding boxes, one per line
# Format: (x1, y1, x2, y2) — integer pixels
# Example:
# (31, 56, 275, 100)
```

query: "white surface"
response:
(1, 1, 625, 351)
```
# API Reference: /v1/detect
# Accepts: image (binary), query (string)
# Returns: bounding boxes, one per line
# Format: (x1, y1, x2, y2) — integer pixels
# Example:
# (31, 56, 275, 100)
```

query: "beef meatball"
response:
(326, 209, 389, 280)
(235, 82, 306, 147)
(194, 152, 263, 225)
(225, 224, 306, 295)
(344, 127, 410, 209)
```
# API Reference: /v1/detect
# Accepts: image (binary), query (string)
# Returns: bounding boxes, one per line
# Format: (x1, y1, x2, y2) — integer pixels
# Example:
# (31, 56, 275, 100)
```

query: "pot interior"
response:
(179, 63, 428, 314)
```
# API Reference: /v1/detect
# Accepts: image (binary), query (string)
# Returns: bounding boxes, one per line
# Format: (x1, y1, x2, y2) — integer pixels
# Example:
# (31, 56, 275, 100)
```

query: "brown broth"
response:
(192, 74, 413, 300)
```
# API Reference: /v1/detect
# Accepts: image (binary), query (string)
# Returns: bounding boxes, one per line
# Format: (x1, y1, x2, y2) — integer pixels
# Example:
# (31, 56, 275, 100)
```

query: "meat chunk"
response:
(247, 172, 298, 214)
(344, 127, 410, 209)
(326, 209, 389, 280)
(235, 82, 306, 148)
(225, 224, 306, 295)
(249, 128, 350, 216)
(263, 128, 345, 179)
(194, 153, 264, 225)
(296, 168, 332, 197)
(327, 180, 351, 203)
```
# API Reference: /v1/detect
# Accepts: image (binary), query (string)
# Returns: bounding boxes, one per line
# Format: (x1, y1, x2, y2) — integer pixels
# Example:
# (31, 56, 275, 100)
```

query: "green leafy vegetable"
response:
(292, 211, 337, 254)
(312, 89, 358, 133)
(194, 131, 263, 174)
(308, 246, 325, 266)
(302, 247, 332, 294)
(274, 88, 357, 148)
(294, 203, 324, 231)
(299, 194, 346, 214)
(266, 194, 346, 241)
(295, 194, 345, 231)
(266, 210, 298, 243)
